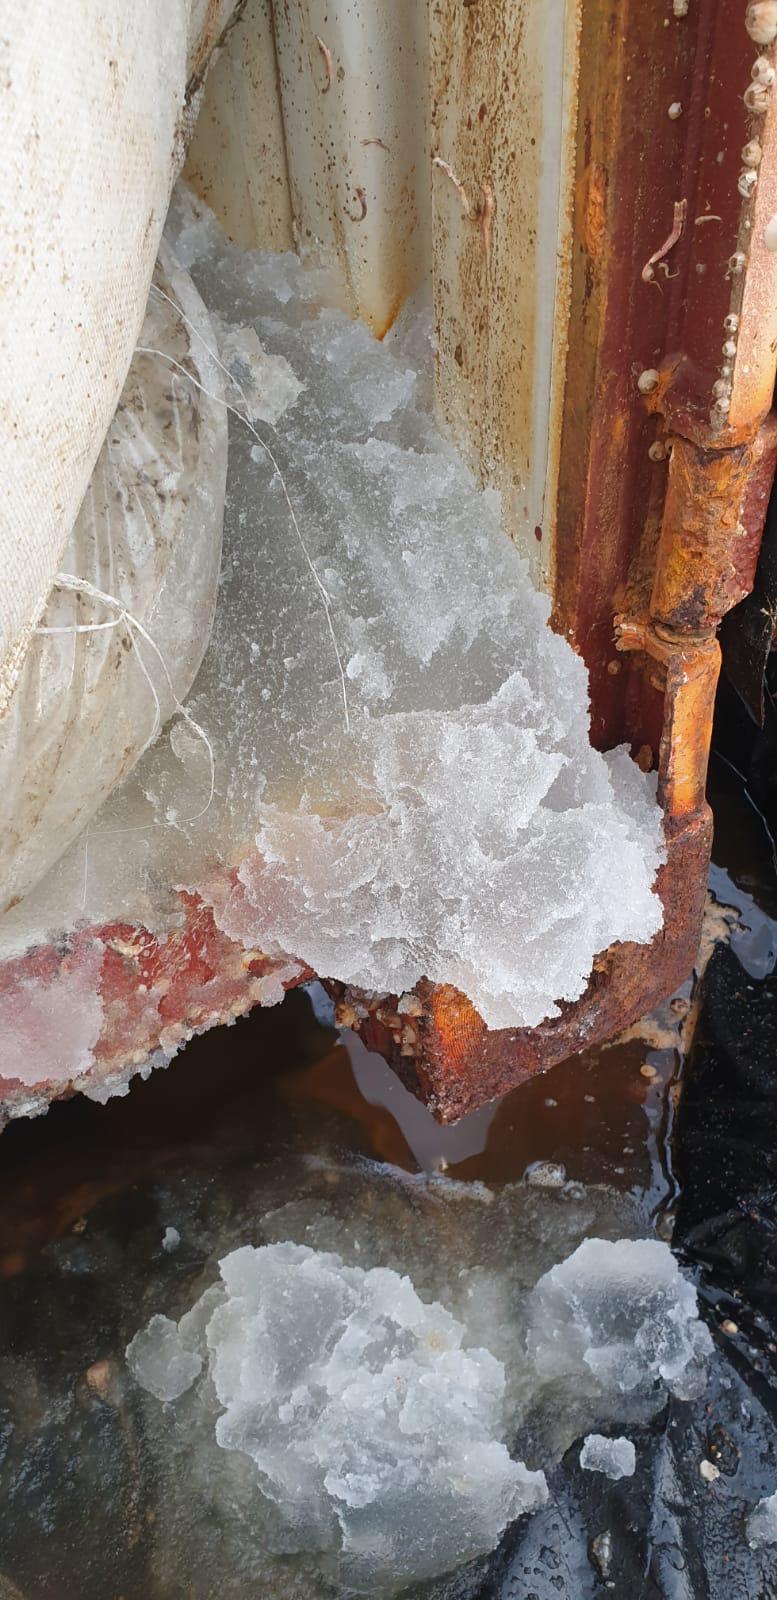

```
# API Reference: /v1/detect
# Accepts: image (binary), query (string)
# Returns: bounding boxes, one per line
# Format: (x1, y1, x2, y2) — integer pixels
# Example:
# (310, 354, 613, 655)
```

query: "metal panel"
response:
(184, 0, 580, 575)
(184, 0, 295, 252)
(429, 0, 580, 584)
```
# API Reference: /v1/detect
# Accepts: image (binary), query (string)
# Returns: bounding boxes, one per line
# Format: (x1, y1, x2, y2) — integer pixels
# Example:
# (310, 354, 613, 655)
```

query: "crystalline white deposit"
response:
(579, 1433, 636, 1480)
(217, 322, 304, 426)
(747, 1490, 777, 1548)
(0, 940, 103, 1087)
(123, 1161, 717, 1597)
(1, 186, 666, 1036)
(128, 1241, 547, 1592)
(526, 1238, 713, 1401)
(162, 1226, 180, 1253)
(126, 1314, 202, 1402)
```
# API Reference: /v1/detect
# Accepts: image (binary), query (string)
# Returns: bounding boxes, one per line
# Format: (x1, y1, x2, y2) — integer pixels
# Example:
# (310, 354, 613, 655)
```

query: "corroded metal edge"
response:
(330, 0, 777, 1115)
(326, 808, 713, 1124)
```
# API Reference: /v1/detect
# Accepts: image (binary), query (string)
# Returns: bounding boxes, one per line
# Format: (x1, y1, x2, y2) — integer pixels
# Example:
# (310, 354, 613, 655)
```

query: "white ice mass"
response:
(579, 1433, 636, 1480)
(2, 187, 666, 1038)
(747, 1489, 777, 1549)
(526, 1238, 713, 1401)
(127, 1216, 712, 1595)
(126, 1314, 202, 1403)
(127, 1241, 547, 1593)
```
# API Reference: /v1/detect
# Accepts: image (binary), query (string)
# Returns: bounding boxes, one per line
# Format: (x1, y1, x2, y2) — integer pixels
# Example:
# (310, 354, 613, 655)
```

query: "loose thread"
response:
(40, 572, 216, 824)
(140, 295, 351, 732)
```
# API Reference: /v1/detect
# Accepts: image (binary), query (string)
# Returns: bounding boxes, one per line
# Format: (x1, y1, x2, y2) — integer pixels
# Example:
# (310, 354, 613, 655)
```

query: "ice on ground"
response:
(125, 1159, 715, 1598)
(126, 1314, 202, 1402)
(579, 1433, 636, 1480)
(526, 1238, 713, 1403)
(747, 1490, 777, 1548)
(2, 186, 665, 1038)
(127, 1241, 547, 1593)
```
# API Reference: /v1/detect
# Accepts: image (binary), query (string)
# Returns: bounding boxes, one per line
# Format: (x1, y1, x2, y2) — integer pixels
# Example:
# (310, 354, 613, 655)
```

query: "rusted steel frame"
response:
(647, 420, 777, 635)
(325, 627, 719, 1123)
(614, 619, 721, 823)
(554, 0, 777, 738)
(331, 0, 777, 1120)
(326, 816, 711, 1124)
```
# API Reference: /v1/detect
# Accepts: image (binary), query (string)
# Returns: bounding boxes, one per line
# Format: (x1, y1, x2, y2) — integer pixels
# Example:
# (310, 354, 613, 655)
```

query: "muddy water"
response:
(0, 751, 776, 1598)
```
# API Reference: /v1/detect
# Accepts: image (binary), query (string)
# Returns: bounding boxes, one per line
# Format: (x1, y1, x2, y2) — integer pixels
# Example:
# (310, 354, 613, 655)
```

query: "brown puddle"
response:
(0, 981, 682, 1285)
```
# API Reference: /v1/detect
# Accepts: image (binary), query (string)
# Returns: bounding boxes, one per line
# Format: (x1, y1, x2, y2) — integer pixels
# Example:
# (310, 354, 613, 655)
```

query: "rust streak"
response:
(315, 35, 333, 94)
(478, 181, 495, 260)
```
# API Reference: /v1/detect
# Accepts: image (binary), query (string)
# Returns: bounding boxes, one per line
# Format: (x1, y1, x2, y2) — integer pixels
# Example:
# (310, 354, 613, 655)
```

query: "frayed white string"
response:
(144, 284, 350, 733)
(40, 573, 215, 825)
(36, 617, 123, 636)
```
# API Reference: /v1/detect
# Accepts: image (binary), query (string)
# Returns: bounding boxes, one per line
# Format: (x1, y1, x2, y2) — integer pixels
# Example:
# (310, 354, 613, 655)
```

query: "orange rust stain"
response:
(658, 640, 720, 820)
(583, 161, 608, 262)
(374, 291, 405, 341)
(651, 435, 763, 631)
(426, 983, 486, 1080)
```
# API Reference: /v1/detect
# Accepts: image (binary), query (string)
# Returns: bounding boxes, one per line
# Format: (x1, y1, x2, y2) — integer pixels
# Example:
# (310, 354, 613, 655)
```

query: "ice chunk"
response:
(2, 190, 666, 1044)
(747, 1490, 777, 1548)
(526, 1238, 713, 1400)
(579, 1433, 636, 1480)
(126, 1314, 202, 1402)
(128, 1241, 547, 1592)
(162, 1226, 180, 1253)
(218, 323, 303, 425)
(0, 939, 103, 1086)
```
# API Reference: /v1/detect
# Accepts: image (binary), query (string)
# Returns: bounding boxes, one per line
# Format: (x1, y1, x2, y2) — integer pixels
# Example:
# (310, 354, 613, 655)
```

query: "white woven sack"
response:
(0, 0, 234, 710)
(0, 240, 227, 916)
